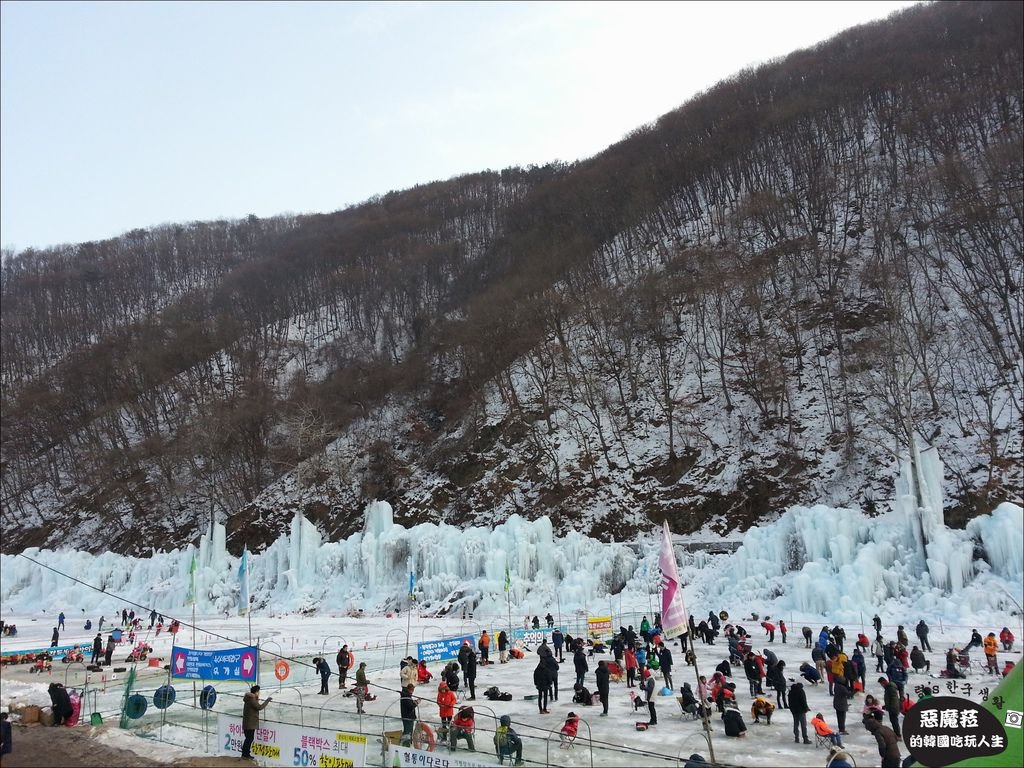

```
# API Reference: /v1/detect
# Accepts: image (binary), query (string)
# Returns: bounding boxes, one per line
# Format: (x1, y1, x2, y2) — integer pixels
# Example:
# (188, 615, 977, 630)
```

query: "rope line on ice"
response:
(13, 551, 320, 674)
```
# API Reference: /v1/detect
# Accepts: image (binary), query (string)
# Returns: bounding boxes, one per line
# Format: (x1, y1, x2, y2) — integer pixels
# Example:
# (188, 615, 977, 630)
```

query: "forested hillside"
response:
(1, 0, 1021, 554)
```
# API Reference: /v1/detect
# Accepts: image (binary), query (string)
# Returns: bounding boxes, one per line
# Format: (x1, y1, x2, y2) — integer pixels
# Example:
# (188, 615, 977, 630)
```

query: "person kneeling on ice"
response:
(559, 712, 579, 748)
(572, 683, 595, 705)
(722, 703, 747, 737)
(494, 715, 524, 766)
(751, 695, 774, 725)
(450, 705, 475, 751)
(812, 712, 843, 747)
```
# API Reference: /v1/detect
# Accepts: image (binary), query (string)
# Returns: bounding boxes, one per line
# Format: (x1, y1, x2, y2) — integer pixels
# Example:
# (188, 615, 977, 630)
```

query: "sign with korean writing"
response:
(511, 628, 554, 649)
(587, 616, 612, 639)
(0, 643, 79, 659)
(903, 696, 1007, 766)
(218, 716, 367, 767)
(171, 645, 258, 682)
(416, 636, 475, 664)
(387, 744, 490, 767)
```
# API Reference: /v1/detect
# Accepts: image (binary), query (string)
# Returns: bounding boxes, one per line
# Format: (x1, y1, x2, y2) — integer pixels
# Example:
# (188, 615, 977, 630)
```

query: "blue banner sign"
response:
(171, 645, 259, 682)
(416, 635, 475, 664)
(0, 643, 80, 659)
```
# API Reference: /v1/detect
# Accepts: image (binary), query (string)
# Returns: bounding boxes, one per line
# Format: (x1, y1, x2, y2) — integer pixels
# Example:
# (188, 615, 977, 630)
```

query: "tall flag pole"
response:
(505, 560, 512, 646)
(659, 520, 716, 764)
(405, 560, 414, 656)
(186, 547, 198, 709)
(238, 546, 252, 645)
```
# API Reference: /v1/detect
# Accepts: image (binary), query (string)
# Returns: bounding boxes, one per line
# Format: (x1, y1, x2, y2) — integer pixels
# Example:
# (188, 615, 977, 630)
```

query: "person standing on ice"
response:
(832, 677, 851, 735)
(498, 630, 509, 663)
(984, 632, 999, 674)
(743, 653, 762, 697)
(761, 619, 775, 643)
(596, 660, 610, 716)
(640, 616, 652, 643)
(789, 681, 810, 744)
(462, 643, 478, 700)
(399, 685, 417, 746)
(659, 644, 674, 691)
(872, 635, 886, 673)
(552, 628, 564, 662)
(534, 660, 552, 714)
(90, 633, 103, 666)
(436, 681, 457, 740)
(624, 645, 638, 688)
(354, 663, 370, 713)
(241, 685, 271, 760)
(542, 651, 560, 701)
(336, 645, 350, 689)
(50, 627, 59, 648)
(573, 643, 589, 689)
(876, 679, 901, 741)
(545, 613, 554, 629)
(642, 668, 658, 725)
(915, 620, 931, 651)
(802, 626, 813, 648)
(779, 619, 787, 644)
(873, 615, 882, 635)
(479, 631, 491, 665)
(57, 612, 65, 631)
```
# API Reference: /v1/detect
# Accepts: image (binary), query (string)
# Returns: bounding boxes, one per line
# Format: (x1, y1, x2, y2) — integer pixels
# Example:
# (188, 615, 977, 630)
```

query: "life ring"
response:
(412, 722, 435, 752)
(153, 685, 176, 710)
(719, 611, 729, 621)
(125, 694, 148, 720)
(348, 652, 355, 670)
(274, 660, 290, 681)
(200, 685, 217, 710)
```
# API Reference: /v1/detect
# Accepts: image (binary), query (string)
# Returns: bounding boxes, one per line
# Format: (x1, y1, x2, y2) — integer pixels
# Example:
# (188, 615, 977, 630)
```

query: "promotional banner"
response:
(511, 628, 554, 649)
(416, 635, 475, 664)
(218, 716, 367, 767)
(587, 616, 613, 639)
(387, 744, 490, 767)
(171, 645, 258, 682)
(0, 643, 80, 659)
(659, 521, 689, 639)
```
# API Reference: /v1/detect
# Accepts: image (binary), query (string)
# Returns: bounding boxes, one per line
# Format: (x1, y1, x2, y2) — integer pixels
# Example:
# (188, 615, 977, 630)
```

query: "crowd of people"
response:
(290, 609, 1016, 768)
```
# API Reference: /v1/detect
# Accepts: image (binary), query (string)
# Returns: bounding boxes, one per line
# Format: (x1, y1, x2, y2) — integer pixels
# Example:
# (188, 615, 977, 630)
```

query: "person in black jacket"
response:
(104, 634, 116, 666)
(595, 660, 611, 716)
(497, 630, 509, 663)
(722, 704, 746, 737)
(399, 685, 418, 746)
(769, 660, 788, 708)
(443, 662, 460, 691)
(91, 633, 103, 666)
(48, 683, 72, 726)
(573, 646, 588, 689)
(534, 661, 551, 714)
(542, 653, 559, 701)
(659, 646, 674, 691)
(315, 657, 331, 694)
(789, 681, 810, 743)
(336, 645, 350, 689)
(458, 642, 477, 700)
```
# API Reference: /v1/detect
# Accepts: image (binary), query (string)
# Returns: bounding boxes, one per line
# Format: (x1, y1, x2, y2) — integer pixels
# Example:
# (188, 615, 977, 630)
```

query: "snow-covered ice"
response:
(1, 447, 1021, 766)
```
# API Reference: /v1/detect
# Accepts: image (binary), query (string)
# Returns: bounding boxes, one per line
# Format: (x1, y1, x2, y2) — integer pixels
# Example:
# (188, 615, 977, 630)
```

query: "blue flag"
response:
(408, 570, 415, 598)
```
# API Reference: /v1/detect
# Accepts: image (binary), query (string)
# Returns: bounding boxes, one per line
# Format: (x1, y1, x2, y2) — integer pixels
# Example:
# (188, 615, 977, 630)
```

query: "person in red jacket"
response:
(436, 682, 457, 740)
(417, 660, 432, 684)
(624, 647, 638, 688)
(559, 712, 579, 747)
(779, 620, 788, 644)
(761, 621, 776, 643)
(1000, 627, 1015, 652)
